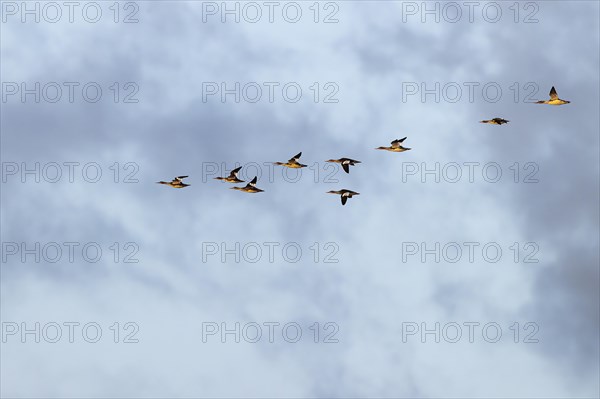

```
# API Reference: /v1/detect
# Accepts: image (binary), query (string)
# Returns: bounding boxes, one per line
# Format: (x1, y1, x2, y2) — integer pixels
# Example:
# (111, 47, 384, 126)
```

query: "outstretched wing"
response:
(289, 152, 302, 162)
(549, 86, 558, 100)
(229, 166, 242, 177)
(249, 176, 258, 187)
(342, 163, 350, 174)
(341, 196, 348, 205)
(391, 137, 407, 148)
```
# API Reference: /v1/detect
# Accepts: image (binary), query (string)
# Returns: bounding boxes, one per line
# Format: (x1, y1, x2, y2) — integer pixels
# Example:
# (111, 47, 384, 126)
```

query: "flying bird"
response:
(536, 86, 570, 105)
(214, 166, 244, 183)
(376, 137, 411, 152)
(230, 176, 264, 193)
(274, 152, 307, 168)
(480, 118, 509, 125)
(156, 176, 190, 188)
(325, 158, 361, 174)
(327, 189, 360, 206)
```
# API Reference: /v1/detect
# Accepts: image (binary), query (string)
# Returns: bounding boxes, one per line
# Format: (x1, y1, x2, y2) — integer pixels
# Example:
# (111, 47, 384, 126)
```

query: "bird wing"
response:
(229, 166, 242, 177)
(341, 196, 347, 205)
(549, 86, 558, 100)
(249, 176, 258, 187)
(391, 137, 407, 147)
(289, 152, 302, 162)
(342, 163, 350, 174)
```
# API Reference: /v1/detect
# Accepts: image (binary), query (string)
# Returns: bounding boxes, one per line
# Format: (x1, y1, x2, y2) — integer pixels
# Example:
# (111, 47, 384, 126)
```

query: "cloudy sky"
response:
(1, 0, 599, 397)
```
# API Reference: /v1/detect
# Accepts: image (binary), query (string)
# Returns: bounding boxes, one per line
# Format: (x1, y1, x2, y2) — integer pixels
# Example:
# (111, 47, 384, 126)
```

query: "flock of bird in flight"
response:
(157, 86, 570, 205)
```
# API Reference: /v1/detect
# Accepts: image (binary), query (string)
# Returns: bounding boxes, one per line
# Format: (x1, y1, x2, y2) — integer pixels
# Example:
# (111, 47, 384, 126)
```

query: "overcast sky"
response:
(1, 1, 599, 397)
